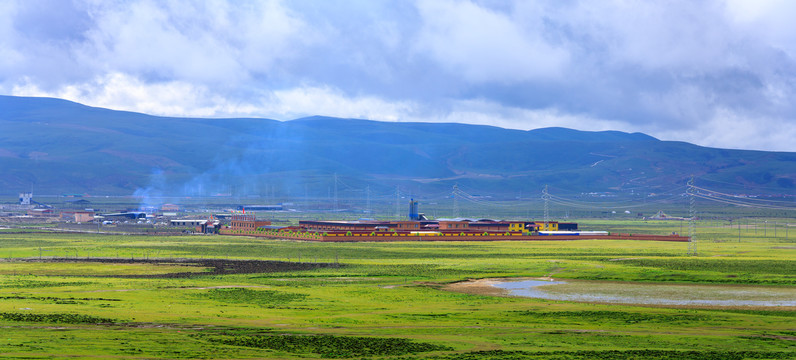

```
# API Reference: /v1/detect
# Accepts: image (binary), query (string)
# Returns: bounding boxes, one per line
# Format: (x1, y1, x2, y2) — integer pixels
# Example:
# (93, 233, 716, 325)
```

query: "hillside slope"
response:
(1, 95, 795, 197)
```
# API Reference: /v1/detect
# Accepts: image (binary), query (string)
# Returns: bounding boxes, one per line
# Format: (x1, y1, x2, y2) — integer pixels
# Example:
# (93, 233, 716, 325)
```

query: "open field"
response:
(0, 220, 794, 359)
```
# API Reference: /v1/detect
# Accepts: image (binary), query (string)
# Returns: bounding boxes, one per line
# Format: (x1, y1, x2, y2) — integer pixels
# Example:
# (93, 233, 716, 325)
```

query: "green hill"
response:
(1, 95, 794, 198)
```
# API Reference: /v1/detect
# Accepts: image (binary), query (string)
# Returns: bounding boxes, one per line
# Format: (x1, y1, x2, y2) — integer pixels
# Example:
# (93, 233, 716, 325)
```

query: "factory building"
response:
(295, 218, 575, 235)
(215, 199, 629, 241)
(170, 219, 209, 227)
(27, 208, 55, 217)
(230, 214, 271, 231)
(102, 212, 146, 220)
(170, 217, 222, 234)
(60, 211, 94, 223)
(291, 201, 578, 235)
(236, 205, 283, 211)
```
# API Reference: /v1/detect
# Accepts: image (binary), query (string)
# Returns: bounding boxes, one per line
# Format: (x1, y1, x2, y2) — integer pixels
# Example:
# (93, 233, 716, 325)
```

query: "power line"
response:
(395, 186, 401, 219)
(692, 194, 796, 210)
(333, 173, 338, 212)
(689, 185, 796, 211)
(543, 185, 550, 230)
(452, 184, 459, 218)
(453, 187, 529, 208)
(697, 177, 796, 192)
(687, 176, 697, 256)
(366, 185, 370, 214)
(691, 185, 796, 206)
(546, 192, 685, 209)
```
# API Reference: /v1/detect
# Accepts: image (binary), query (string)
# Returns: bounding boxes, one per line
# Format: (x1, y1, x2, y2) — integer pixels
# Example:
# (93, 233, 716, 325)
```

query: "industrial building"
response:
(170, 219, 210, 227)
(60, 211, 94, 222)
(236, 205, 283, 211)
(170, 217, 222, 234)
(19, 192, 32, 205)
(102, 212, 147, 220)
(27, 208, 55, 217)
(293, 218, 577, 234)
(220, 200, 687, 242)
(227, 200, 578, 236)
(230, 214, 271, 230)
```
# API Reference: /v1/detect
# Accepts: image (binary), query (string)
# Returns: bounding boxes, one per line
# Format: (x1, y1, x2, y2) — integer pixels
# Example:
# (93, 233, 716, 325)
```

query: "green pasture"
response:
(0, 220, 793, 359)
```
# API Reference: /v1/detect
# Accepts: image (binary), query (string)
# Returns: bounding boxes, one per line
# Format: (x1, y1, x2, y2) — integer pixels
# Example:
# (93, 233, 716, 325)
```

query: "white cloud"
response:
(264, 86, 415, 121)
(10, 73, 414, 122)
(554, 1, 737, 72)
(638, 85, 716, 127)
(11, 73, 260, 117)
(415, 98, 629, 133)
(725, 0, 796, 58)
(78, 0, 314, 84)
(655, 107, 796, 151)
(0, 1, 23, 73)
(414, 0, 569, 83)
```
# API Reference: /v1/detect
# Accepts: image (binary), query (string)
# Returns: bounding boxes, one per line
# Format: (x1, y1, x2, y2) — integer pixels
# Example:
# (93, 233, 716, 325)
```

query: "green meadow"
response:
(0, 220, 794, 359)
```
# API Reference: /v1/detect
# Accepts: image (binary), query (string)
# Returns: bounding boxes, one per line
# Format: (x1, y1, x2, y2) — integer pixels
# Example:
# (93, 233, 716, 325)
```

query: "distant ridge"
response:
(1, 95, 794, 197)
(526, 127, 658, 142)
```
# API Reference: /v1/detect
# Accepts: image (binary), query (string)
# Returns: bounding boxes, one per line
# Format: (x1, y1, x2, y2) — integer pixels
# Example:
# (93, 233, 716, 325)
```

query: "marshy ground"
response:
(0, 227, 793, 359)
(5, 257, 339, 278)
(448, 277, 796, 309)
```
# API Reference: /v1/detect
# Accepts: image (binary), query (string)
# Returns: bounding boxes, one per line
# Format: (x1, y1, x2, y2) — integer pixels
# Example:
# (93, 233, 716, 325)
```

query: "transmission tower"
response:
(365, 185, 371, 214)
(452, 184, 459, 218)
(395, 186, 401, 219)
(687, 176, 697, 256)
(333, 173, 338, 212)
(542, 185, 550, 230)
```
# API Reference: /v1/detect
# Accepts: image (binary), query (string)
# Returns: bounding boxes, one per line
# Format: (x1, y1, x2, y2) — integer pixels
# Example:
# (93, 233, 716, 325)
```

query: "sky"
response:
(2, 0, 796, 151)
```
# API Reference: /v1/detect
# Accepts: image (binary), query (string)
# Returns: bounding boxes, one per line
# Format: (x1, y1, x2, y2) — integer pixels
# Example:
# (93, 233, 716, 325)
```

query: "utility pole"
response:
(542, 185, 550, 231)
(687, 176, 697, 256)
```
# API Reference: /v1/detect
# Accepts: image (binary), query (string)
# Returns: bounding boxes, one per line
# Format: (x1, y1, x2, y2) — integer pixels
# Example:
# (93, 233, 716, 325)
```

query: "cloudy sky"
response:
(2, 0, 796, 151)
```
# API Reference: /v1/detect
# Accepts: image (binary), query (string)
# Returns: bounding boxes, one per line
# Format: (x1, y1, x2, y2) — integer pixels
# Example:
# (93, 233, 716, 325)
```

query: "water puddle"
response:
(493, 279, 796, 307)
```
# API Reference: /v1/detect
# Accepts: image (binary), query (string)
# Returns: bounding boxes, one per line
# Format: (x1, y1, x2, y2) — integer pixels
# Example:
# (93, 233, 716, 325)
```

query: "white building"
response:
(19, 192, 32, 205)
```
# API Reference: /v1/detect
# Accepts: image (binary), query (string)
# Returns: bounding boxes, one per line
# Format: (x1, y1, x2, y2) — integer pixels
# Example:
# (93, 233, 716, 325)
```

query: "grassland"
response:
(0, 219, 794, 359)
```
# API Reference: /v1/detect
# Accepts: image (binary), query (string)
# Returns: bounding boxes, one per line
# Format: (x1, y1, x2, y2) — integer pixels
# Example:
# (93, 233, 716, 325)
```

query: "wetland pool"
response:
(493, 279, 796, 307)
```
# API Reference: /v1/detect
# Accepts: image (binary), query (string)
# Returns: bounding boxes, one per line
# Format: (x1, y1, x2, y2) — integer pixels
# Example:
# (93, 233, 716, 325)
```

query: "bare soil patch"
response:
(24, 258, 340, 278)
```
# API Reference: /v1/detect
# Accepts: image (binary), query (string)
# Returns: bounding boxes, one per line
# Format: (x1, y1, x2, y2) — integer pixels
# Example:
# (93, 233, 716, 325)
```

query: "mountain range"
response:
(1, 95, 795, 199)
